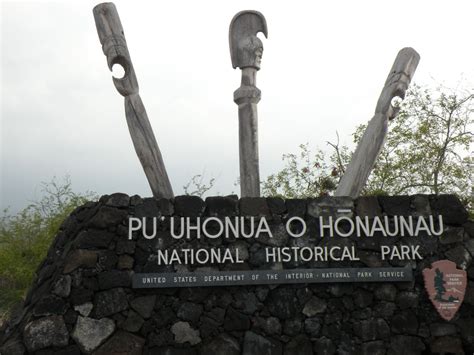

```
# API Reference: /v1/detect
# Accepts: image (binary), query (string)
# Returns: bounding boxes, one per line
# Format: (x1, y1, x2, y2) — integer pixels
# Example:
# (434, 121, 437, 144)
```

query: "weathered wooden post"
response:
(335, 47, 420, 198)
(229, 11, 268, 197)
(93, 2, 174, 199)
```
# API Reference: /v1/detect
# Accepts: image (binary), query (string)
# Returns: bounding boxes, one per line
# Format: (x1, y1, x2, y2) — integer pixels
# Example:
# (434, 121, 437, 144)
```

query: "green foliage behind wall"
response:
(0, 177, 95, 317)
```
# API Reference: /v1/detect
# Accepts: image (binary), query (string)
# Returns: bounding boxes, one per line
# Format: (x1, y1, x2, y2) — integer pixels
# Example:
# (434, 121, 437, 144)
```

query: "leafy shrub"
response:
(0, 177, 95, 317)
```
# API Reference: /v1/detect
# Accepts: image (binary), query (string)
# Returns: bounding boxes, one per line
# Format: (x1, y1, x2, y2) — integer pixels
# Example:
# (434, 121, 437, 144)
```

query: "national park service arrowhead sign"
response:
(423, 260, 467, 321)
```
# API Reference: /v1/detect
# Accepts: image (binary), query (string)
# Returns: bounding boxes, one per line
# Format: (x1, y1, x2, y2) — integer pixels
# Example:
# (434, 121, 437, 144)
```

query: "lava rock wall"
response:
(0, 194, 473, 354)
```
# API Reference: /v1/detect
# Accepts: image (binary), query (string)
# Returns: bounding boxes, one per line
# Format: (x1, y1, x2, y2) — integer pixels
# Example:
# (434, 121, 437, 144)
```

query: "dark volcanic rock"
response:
(117, 254, 134, 269)
(3, 194, 474, 354)
(429, 336, 464, 354)
(88, 206, 128, 228)
(123, 310, 144, 332)
(361, 340, 385, 355)
(23, 315, 69, 352)
(374, 284, 397, 302)
(71, 316, 115, 353)
(354, 289, 373, 308)
(52, 275, 71, 298)
(239, 197, 271, 216)
(94, 288, 128, 318)
(439, 227, 465, 244)
(267, 288, 298, 319)
(304, 317, 321, 337)
(63, 249, 98, 273)
(94, 331, 145, 355)
(445, 245, 472, 269)
(376, 318, 391, 339)
(391, 311, 418, 335)
(388, 335, 425, 355)
(199, 334, 240, 355)
(373, 301, 397, 318)
(177, 302, 203, 323)
(70, 288, 94, 306)
(234, 290, 260, 314)
(302, 296, 327, 317)
(253, 316, 281, 336)
(431, 194, 469, 225)
(353, 319, 377, 341)
(0, 338, 25, 355)
(153, 307, 175, 328)
(411, 195, 432, 216)
(378, 196, 411, 216)
(283, 318, 302, 336)
(285, 334, 312, 355)
(174, 196, 205, 217)
(134, 197, 160, 218)
(74, 229, 115, 249)
(242, 331, 282, 355)
(266, 197, 286, 215)
(33, 295, 67, 316)
(105, 193, 130, 208)
(313, 336, 336, 355)
(458, 318, 474, 347)
(286, 199, 307, 217)
(130, 295, 156, 319)
(170, 321, 201, 345)
(98, 250, 119, 270)
(430, 323, 457, 337)
(307, 196, 353, 218)
(98, 270, 131, 289)
(116, 240, 136, 254)
(148, 329, 173, 348)
(396, 291, 419, 309)
(224, 307, 250, 331)
(179, 287, 210, 303)
(205, 196, 238, 217)
(54, 344, 81, 355)
(199, 316, 220, 338)
(355, 196, 382, 217)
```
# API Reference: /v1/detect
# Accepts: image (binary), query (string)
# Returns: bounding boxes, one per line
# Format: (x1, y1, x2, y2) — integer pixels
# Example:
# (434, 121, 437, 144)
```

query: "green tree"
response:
(356, 84, 473, 203)
(263, 84, 473, 213)
(0, 177, 95, 317)
(261, 142, 349, 198)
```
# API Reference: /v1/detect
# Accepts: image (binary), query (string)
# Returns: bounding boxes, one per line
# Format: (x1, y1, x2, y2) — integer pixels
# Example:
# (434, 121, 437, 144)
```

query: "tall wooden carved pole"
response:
(93, 3, 174, 198)
(229, 11, 268, 197)
(335, 48, 420, 198)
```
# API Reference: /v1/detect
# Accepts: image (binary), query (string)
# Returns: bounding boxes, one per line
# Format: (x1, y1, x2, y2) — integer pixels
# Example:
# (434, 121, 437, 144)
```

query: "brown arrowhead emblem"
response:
(422, 260, 467, 321)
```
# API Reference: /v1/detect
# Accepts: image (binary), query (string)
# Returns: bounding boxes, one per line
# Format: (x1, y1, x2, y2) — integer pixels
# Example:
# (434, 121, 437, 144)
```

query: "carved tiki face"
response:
(238, 36, 263, 70)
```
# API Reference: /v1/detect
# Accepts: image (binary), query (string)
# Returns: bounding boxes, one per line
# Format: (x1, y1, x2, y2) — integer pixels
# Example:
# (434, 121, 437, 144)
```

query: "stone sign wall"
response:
(0, 194, 473, 354)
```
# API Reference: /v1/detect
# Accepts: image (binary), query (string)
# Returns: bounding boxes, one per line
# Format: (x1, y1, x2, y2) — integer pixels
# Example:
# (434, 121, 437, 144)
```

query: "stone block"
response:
(307, 196, 353, 218)
(205, 196, 238, 216)
(63, 249, 98, 273)
(239, 197, 271, 216)
(105, 193, 130, 208)
(242, 331, 282, 355)
(431, 195, 469, 225)
(355, 196, 382, 217)
(174, 196, 205, 217)
(171, 321, 201, 345)
(23, 316, 69, 352)
(130, 295, 156, 319)
(94, 331, 145, 355)
(98, 270, 131, 289)
(199, 334, 240, 355)
(94, 288, 128, 318)
(71, 316, 115, 353)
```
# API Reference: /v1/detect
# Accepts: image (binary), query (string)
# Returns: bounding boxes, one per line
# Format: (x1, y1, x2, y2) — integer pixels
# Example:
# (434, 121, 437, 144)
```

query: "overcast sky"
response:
(2, 0, 474, 212)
